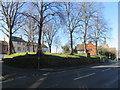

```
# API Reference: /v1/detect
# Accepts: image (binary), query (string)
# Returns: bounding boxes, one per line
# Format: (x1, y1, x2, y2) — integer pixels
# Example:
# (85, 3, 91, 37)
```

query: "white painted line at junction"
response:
(16, 76, 26, 79)
(60, 71, 66, 73)
(102, 68, 111, 72)
(1, 78, 14, 83)
(74, 73, 96, 80)
(43, 72, 50, 76)
(29, 77, 46, 88)
(56, 71, 66, 73)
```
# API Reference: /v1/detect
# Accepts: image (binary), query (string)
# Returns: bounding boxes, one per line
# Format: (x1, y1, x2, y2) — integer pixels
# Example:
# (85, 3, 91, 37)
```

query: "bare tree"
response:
(79, 2, 99, 54)
(22, 1, 62, 55)
(54, 36, 61, 53)
(43, 21, 59, 53)
(90, 13, 111, 55)
(22, 12, 38, 52)
(0, 1, 24, 54)
(63, 2, 82, 55)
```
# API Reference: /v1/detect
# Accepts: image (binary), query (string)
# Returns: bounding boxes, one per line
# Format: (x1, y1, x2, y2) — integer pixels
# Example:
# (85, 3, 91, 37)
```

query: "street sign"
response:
(38, 46, 42, 51)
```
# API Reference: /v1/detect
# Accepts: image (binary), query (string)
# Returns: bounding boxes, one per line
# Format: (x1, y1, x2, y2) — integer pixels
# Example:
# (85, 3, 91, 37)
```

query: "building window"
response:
(23, 42, 25, 45)
(17, 42, 21, 45)
(18, 47, 21, 51)
(3, 46, 7, 52)
(88, 45, 92, 47)
(88, 49, 92, 51)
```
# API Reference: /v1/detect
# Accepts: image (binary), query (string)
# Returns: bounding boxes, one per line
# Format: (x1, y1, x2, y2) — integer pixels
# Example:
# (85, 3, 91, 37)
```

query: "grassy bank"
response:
(4, 52, 106, 58)
(4, 52, 36, 58)
(3, 53, 108, 68)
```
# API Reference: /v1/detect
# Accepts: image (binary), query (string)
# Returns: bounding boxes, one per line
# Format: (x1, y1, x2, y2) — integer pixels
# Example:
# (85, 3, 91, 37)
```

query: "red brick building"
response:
(77, 40, 116, 56)
(77, 41, 96, 55)
(86, 41, 96, 55)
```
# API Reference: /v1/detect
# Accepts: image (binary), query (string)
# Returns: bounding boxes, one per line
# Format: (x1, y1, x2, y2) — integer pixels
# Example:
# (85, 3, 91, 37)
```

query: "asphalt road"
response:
(1, 61, 120, 88)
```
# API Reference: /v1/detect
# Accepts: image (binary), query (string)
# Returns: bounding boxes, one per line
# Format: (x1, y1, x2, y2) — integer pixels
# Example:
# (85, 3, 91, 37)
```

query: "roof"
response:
(12, 36, 26, 42)
(109, 48, 116, 53)
(77, 41, 96, 51)
(77, 44, 84, 51)
(0, 41, 8, 45)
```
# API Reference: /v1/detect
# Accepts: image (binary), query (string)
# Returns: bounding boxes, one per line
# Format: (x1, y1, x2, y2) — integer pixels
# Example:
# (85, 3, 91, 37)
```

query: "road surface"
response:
(1, 61, 120, 88)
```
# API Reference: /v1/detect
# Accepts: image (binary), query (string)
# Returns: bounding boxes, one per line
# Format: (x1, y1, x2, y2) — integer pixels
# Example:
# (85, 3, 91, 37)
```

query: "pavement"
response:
(1, 60, 120, 88)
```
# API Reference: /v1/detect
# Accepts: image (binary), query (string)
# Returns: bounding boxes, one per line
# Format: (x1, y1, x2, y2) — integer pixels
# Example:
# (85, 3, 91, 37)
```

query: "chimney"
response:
(19, 35, 22, 39)
(4, 37, 5, 41)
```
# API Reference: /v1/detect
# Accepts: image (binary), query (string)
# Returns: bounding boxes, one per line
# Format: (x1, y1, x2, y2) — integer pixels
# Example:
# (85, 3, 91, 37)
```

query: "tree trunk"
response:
(32, 32, 35, 52)
(83, 27, 87, 54)
(11, 42, 16, 53)
(27, 42, 30, 52)
(8, 28, 13, 55)
(95, 40, 98, 55)
(83, 38, 87, 54)
(70, 31, 73, 55)
(48, 44, 51, 53)
(33, 43, 35, 52)
(56, 47, 57, 53)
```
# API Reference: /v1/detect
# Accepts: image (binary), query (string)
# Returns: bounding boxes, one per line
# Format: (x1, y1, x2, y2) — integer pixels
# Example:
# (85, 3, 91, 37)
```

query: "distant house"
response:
(4, 35, 48, 53)
(41, 44, 48, 52)
(77, 42, 85, 54)
(109, 48, 116, 55)
(0, 41, 8, 54)
(77, 41, 96, 55)
(77, 39, 117, 56)
(87, 41, 96, 55)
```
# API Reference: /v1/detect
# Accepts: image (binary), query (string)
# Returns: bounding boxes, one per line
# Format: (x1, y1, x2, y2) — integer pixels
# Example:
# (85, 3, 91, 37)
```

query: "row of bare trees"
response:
(60, 2, 110, 55)
(0, 1, 110, 55)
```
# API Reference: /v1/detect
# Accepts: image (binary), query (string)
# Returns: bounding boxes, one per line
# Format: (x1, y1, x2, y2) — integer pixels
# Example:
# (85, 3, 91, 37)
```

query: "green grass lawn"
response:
(4, 52, 36, 58)
(45, 53, 106, 58)
(4, 52, 106, 58)
(45, 53, 80, 58)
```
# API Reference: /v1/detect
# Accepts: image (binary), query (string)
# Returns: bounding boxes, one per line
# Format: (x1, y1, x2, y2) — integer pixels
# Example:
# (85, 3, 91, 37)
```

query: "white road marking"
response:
(74, 73, 96, 80)
(29, 77, 46, 88)
(102, 68, 111, 72)
(60, 71, 66, 73)
(1, 78, 14, 83)
(56, 71, 66, 74)
(16, 76, 26, 79)
(43, 72, 50, 76)
(2, 75, 27, 83)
